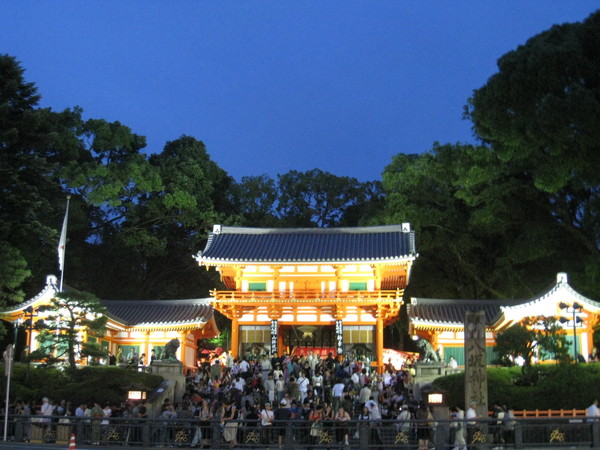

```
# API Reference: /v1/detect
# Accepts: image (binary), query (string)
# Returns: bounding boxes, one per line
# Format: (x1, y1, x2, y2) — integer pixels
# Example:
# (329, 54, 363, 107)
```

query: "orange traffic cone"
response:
(69, 433, 76, 449)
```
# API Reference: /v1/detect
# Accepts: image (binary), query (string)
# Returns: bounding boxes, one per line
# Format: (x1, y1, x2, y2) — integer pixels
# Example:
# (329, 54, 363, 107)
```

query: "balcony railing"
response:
(211, 289, 403, 303)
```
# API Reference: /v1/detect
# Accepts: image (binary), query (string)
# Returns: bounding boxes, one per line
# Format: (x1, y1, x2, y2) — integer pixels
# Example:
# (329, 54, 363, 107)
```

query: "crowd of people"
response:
(173, 350, 429, 448)
(8, 350, 598, 448)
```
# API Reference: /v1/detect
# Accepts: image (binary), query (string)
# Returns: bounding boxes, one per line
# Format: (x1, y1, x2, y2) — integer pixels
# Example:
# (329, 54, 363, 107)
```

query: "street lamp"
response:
(559, 301, 583, 362)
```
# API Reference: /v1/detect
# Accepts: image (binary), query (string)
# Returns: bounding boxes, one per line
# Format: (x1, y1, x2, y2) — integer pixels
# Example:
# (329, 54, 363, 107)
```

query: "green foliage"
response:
(466, 11, 600, 296)
(494, 323, 534, 367)
(0, 241, 30, 307)
(276, 169, 380, 227)
(1, 364, 162, 406)
(382, 144, 563, 299)
(494, 317, 570, 373)
(433, 364, 600, 410)
(0, 55, 74, 302)
(33, 291, 107, 370)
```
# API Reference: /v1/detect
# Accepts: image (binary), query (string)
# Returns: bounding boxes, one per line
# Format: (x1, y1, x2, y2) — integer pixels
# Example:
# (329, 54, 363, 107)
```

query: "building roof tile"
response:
(100, 298, 213, 327)
(195, 224, 416, 264)
(408, 298, 521, 327)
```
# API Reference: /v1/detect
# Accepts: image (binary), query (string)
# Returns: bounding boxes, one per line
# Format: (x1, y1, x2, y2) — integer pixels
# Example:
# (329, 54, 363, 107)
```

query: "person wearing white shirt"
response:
(312, 371, 324, 400)
(264, 373, 276, 403)
(587, 399, 599, 422)
(297, 373, 310, 404)
(233, 375, 246, 391)
(332, 380, 345, 410)
(466, 402, 479, 445)
(359, 385, 371, 406)
(260, 403, 274, 444)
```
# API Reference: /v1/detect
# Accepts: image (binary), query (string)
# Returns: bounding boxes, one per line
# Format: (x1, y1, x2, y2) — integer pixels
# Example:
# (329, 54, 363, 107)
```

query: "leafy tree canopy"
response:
(466, 11, 600, 294)
(32, 291, 107, 371)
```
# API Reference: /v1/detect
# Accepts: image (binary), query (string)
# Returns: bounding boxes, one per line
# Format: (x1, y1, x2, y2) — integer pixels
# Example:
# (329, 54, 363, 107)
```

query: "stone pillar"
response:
(464, 310, 488, 419)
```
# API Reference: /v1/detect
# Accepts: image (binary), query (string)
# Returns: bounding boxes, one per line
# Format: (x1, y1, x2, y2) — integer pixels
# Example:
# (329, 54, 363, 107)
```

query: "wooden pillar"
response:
(234, 266, 243, 290)
(180, 331, 187, 367)
(231, 317, 239, 359)
(334, 266, 343, 292)
(144, 331, 150, 365)
(273, 266, 281, 294)
(373, 265, 382, 290)
(376, 317, 384, 374)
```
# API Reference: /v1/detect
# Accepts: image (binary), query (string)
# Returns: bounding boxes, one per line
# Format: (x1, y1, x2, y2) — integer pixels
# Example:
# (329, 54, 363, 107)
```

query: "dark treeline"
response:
(1, 11, 599, 311)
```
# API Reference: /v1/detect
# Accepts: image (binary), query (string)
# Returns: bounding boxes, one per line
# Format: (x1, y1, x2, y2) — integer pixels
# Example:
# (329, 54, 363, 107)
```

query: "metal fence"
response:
(2, 415, 600, 448)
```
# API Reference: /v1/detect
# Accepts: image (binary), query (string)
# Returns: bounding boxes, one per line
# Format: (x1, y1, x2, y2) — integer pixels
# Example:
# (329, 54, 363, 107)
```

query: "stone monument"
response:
(464, 310, 488, 446)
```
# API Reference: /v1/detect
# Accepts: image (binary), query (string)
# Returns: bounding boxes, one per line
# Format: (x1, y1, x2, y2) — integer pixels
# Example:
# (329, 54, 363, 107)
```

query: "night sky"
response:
(2, 2, 598, 182)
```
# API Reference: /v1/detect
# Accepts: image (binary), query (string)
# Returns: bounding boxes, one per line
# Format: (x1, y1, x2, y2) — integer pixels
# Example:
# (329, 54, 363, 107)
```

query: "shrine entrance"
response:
(283, 324, 336, 349)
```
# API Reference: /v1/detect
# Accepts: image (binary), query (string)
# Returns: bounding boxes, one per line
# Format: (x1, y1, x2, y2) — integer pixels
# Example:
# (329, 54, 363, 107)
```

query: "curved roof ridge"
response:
(196, 223, 417, 264)
(101, 298, 212, 306)
(215, 224, 407, 235)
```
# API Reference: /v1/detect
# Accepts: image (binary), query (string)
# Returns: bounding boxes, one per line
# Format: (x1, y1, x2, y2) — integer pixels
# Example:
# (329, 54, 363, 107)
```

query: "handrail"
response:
(211, 289, 403, 303)
(511, 409, 587, 418)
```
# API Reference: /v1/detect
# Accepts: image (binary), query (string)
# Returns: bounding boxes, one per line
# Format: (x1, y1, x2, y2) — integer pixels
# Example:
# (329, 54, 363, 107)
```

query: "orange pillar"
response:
(180, 332, 187, 368)
(231, 317, 239, 359)
(376, 317, 384, 374)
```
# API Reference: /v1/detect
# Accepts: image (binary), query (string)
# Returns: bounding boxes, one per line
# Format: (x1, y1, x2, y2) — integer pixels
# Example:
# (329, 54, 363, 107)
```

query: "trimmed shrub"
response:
(1, 363, 163, 407)
(432, 363, 600, 410)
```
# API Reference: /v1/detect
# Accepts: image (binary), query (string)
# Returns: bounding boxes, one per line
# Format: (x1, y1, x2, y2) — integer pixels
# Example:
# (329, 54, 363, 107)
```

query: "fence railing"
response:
(2, 414, 599, 448)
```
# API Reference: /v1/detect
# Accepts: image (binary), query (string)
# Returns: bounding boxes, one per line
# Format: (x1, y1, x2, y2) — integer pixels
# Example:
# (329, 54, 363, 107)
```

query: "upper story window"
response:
(349, 282, 367, 291)
(249, 282, 267, 291)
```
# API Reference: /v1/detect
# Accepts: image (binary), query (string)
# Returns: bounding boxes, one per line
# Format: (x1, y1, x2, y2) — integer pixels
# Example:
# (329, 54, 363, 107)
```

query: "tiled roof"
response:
(101, 298, 213, 327)
(408, 298, 521, 327)
(409, 273, 600, 329)
(195, 224, 417, 264)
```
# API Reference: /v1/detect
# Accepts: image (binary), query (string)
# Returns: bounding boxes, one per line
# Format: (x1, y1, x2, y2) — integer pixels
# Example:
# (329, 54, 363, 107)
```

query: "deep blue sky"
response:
(2, 2, 598, 182)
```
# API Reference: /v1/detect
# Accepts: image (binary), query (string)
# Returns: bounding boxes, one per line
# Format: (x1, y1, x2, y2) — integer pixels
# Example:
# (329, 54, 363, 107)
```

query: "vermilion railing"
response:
(488, 409, 587, 418)
(210, 289, 403, 302)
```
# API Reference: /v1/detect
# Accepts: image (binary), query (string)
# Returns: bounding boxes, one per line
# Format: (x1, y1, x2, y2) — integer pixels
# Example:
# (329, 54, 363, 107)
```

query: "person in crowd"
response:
(221, 399, 238, 448)
(587, 399, 599, 422)
(274, 398, 291, 446)
(259, 402, 274, 444)
(502, 404, 516, 447)
(415, 404, 432, 450)
(309, 403, 324, 445)
(450, 406, 466, 450)
(334, 405, 351, 446)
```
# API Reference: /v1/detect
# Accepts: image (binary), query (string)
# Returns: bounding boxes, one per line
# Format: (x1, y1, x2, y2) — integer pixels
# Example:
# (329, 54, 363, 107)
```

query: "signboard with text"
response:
(270, 320, 278, 356)
(335, 320, 344, 355)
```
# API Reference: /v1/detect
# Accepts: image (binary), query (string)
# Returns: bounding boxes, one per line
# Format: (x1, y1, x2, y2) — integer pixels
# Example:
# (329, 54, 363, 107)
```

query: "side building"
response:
(194, 223, 417, 372)
(408, 272, 600, 365)
(2, 275, 218, 371)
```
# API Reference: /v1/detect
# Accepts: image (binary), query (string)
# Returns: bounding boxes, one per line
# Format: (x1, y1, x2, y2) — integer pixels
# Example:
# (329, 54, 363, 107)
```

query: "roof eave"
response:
(198, 256, 417, 266)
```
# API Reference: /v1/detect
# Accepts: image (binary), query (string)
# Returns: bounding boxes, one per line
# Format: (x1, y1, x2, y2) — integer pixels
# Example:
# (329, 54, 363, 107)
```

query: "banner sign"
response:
(335, 320, 344, 355)
(270, 320, 278, 356)
(292, 347, 335, 358)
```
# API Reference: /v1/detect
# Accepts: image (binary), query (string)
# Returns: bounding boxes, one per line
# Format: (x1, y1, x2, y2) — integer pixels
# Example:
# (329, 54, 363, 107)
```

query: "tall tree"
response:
(32, 291, 108, 370)
(234, 174, 280, 227)
(466, 11, 600, 295)
(276, 169, 379, 227)
(0, 55, 82, 303)
(383, 143, 567, 299)
(82, 136, 233, 299)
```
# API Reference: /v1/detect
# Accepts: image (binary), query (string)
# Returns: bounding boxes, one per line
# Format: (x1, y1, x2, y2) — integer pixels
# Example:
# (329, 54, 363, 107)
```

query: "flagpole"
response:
(58, 196, 70, 292)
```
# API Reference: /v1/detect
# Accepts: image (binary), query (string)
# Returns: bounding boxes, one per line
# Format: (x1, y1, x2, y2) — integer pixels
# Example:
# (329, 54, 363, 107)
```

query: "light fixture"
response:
(428, 393, 444, 405)
(127, 391, 146, 400)
(559, 302, 584, 362)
